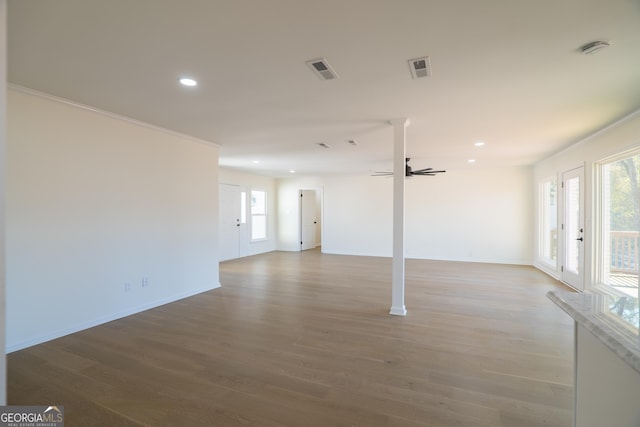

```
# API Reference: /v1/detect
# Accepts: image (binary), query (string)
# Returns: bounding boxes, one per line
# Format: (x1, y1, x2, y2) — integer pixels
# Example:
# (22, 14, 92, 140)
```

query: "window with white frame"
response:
(596, 150, 639, 297)
(251, 190, 267, 241)
(539, 178, 558, 266)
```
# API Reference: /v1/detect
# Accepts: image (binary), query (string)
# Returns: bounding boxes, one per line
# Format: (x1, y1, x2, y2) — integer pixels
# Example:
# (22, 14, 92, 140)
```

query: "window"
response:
(596, 151, 639, 296)
(251, 190, 267, 241)
(539, 178, 558, 266)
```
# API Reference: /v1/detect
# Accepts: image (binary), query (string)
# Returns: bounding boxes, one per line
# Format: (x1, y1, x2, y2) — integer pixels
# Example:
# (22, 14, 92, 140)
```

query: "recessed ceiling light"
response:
(289, 170, 296, 174)
(252, 160, 260, 164)
(178, 77, 197, 87)
(474, 141, 485, 147)
(468, 159, 476, 163)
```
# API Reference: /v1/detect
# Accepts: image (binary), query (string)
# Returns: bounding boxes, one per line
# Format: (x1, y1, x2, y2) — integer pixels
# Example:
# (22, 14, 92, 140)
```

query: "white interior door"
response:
(219, 183, 241, 261)
(300, 190, 317, 250)
(562, 167, 585, 290)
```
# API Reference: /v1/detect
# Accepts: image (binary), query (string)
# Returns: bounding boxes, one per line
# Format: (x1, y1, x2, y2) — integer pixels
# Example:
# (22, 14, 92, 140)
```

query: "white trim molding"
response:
(6, 284, 221, 353)
(8, 83, 220, 149)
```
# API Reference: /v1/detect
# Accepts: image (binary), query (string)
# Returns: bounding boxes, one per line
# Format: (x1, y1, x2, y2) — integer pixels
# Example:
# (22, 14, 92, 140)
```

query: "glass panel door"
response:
(563, 167, 585, 290)
(540, 179, 558, 266)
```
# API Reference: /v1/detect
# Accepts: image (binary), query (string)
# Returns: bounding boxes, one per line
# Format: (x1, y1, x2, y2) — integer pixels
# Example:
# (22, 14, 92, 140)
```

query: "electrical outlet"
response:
(125, 282, 132, 292)
(142, 276, 150, 288)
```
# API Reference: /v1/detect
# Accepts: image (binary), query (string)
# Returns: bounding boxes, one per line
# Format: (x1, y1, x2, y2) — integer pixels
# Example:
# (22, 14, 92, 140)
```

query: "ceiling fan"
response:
(372, 158, 446, 177)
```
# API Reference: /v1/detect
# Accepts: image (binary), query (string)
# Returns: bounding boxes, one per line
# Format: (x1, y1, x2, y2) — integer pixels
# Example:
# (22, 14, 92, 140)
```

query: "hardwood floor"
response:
(8, 250, 575, 426)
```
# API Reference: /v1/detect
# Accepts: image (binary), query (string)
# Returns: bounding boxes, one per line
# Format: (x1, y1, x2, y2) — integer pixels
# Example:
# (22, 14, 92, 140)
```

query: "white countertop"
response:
(547, 290, 640, 375)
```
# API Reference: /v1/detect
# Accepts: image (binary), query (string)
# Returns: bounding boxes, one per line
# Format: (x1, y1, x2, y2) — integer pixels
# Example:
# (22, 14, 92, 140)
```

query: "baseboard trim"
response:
(533, 262, 560, 280)
(321, 249, 532, 265)
(6, 284, 221, 353)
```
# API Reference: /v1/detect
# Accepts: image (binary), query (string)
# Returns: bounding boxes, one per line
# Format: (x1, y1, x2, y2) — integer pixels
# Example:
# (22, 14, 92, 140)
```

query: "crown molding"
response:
(8, 83, 220, 149)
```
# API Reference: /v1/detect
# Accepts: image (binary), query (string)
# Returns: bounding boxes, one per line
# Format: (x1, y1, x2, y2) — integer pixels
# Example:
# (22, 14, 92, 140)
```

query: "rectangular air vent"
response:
(408, 56, 431, 79)
(306, 58, 339, 80)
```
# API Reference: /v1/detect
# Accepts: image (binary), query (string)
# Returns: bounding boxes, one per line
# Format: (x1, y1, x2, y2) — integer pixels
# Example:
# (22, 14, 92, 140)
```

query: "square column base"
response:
(389, 306, 407, 316)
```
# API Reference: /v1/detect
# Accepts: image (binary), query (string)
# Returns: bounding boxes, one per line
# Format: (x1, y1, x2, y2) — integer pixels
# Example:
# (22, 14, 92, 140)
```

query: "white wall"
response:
(322, 174, 392, 257)
(6, 88, 220, 352)
(0, 0, 7, 404)
(533, 110, 640, 280)
(405, 166, 533, 264)
(282, 167, 533, 264)
(219, 167, 277, 256)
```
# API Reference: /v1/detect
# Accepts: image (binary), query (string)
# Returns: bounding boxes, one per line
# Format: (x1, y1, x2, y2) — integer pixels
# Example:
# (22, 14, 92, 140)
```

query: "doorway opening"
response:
(299, 189, 321, 251)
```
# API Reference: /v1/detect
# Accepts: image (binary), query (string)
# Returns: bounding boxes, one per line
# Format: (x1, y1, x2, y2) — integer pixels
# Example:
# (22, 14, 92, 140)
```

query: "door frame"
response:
(219, 183, 241, 261)
(561, 166, 585, 291)
(299, 189, 317, 250)
(298, 188, 322, 251)
(219, 183, 250, 261)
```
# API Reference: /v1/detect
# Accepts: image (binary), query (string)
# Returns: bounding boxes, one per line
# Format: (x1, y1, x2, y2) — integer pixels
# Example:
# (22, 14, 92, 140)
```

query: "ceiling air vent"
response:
(408, 56, 431, 79)
(307, 58, 339, 80)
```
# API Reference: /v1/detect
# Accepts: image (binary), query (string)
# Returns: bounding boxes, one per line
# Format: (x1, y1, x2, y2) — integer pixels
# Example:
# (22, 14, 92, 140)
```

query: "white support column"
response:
(389, 118, 408, 316)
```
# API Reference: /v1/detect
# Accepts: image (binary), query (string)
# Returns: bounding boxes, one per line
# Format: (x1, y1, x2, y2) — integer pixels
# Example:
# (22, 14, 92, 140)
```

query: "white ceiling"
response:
(8, 0, 640, 177)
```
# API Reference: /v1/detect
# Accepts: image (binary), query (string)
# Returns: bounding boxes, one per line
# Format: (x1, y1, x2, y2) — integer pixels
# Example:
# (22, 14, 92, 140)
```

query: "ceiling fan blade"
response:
(413, 170, 446, 175)
(373, 162, 445, 177)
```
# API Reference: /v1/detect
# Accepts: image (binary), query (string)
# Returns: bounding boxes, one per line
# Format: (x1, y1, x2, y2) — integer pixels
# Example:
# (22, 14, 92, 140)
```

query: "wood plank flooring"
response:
(8, 250, 575, 426)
